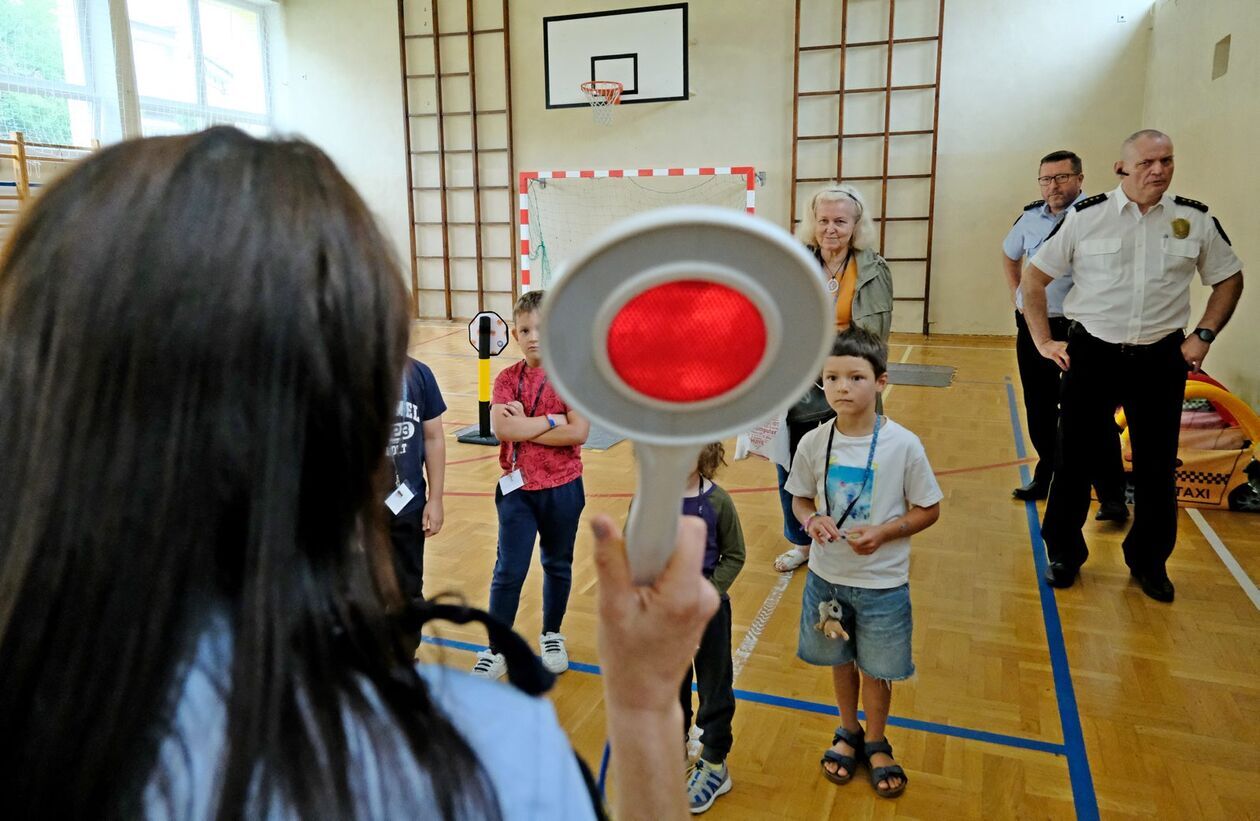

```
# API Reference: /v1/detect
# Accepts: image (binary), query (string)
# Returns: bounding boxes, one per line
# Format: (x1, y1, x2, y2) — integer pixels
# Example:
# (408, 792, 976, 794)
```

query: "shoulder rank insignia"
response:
(1073, 193, 1108, 211)
(1012, 199, 1044, 225)
(1174, 195, 1209, 212)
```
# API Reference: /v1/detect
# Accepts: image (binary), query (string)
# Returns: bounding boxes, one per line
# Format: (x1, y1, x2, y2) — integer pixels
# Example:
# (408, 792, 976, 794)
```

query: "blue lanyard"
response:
(823, 415, 881, 526)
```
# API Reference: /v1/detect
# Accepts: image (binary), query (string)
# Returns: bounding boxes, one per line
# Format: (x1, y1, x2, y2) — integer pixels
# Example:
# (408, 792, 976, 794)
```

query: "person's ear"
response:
(1114, 161, 1127, 177)
(876, 371, 889, 391)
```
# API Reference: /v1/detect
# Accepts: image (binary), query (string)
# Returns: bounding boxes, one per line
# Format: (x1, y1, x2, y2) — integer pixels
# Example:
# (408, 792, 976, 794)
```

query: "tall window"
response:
(0, 0, 98, 145)
(0, 0, 274, 146)
(127, 0, 271, 136)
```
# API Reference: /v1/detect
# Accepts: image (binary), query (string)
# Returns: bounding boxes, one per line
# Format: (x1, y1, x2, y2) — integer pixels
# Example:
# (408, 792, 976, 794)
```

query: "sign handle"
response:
(625, 442, 704, 583)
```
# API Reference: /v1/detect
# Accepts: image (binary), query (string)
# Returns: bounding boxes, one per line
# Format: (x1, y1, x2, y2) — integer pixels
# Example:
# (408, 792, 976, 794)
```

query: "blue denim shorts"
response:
(797, 569, 914, 681)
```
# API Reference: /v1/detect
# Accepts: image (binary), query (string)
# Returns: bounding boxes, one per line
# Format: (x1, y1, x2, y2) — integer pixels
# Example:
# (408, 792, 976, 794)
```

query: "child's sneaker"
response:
(470, 649, 506, 680)
(539, 632, 569, 674)
(685, 759, 731, 814)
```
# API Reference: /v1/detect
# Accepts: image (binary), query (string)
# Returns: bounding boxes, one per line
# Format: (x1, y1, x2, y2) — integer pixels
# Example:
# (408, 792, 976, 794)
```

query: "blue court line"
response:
(597, 742, 610, 797)
(1004, 377, 1099, 820)
(420, 634, 1065, 757)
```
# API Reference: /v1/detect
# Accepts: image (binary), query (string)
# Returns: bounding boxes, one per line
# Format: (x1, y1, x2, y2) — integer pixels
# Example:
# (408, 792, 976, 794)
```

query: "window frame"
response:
(132, 0, 273, 133)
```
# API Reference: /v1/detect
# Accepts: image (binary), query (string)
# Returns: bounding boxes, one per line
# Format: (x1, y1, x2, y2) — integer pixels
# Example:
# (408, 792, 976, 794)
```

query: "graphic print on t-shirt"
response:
(826, 462, 875, 526)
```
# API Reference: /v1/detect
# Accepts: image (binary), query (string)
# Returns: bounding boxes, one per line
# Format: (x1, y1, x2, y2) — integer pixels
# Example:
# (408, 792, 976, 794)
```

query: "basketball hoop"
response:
(580, 80, 622, 125)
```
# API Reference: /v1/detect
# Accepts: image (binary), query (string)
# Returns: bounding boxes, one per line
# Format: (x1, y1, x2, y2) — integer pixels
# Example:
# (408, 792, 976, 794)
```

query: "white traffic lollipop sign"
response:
(541, 206, 831, 583)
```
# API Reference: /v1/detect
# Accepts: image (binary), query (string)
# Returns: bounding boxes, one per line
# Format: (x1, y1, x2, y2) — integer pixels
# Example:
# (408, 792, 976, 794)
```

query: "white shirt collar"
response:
(1112, 184, 1176, 215)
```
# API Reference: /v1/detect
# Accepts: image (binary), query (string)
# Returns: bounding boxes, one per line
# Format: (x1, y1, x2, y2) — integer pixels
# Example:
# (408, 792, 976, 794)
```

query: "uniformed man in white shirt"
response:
(1021, 129, 1244, 602)
(1003, 150, 1127, 518)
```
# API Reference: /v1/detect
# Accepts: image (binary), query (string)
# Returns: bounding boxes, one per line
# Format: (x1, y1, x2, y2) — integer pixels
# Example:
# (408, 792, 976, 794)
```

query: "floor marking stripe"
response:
(419, 635, 1066, 756)
(1004, 377, 1099, 820)
(731, 571, 793, 683)
(1187, 507, 1260, 610)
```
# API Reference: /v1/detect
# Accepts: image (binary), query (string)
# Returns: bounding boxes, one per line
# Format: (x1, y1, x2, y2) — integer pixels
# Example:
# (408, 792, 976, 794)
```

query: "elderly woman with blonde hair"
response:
(771, 184, 894, 573)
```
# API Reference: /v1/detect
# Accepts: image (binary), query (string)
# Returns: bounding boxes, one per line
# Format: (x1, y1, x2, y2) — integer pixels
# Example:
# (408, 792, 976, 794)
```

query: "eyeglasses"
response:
(1037, 173, 1079, 186)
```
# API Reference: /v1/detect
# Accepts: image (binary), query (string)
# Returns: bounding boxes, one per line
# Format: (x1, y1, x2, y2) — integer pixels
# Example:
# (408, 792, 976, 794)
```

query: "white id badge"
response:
(498, 469, 525, 496)
(385, 482, 416, 515)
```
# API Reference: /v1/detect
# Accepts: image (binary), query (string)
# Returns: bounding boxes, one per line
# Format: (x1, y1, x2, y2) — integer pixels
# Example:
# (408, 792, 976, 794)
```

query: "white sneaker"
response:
(470, 649, 506, 680)
(539, 632, 569, 674)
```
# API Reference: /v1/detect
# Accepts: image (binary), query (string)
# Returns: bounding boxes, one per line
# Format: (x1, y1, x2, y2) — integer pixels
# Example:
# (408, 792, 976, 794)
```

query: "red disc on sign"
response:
(606, 280, 766, 402)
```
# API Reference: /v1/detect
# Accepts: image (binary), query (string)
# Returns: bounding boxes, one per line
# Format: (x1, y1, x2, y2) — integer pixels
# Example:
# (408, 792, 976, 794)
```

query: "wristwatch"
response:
(1193, 327, 1216, 343)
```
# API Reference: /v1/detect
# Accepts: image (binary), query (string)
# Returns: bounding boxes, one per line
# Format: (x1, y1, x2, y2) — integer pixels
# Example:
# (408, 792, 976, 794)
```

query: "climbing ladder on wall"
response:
(398, 0, 517, 319)
(790, 0, 946, 334)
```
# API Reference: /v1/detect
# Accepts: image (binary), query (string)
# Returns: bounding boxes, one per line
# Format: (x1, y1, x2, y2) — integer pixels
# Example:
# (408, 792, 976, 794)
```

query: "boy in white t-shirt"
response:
(785, 327, 942, 799)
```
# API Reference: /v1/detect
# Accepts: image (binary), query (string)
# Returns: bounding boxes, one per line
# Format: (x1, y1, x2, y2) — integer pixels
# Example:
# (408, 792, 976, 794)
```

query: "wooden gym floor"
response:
(409, 320, 1260, 820)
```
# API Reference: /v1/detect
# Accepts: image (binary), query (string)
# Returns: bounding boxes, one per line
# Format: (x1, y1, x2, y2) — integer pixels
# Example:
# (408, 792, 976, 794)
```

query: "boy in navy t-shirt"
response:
(387, 357, 447, 610)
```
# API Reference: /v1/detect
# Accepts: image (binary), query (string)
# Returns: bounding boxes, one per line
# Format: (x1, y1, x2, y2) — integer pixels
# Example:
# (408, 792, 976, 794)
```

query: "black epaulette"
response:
(1073, 193, 1108, 211)
(1012, 199, 1044, 225)
(1174, 195, 1208, 212)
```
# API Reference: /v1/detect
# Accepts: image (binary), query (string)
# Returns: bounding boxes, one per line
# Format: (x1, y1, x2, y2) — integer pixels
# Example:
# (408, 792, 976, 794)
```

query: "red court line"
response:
(446, 453, 499, 466)
(410, 328, 463, 347)
(441, 455, 1039, 497)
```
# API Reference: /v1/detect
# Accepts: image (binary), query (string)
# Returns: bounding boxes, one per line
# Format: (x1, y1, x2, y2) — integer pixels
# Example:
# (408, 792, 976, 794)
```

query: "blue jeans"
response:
(797, 570, 914, 681)
(488, 477, 585, 639)
(776, 464, 811, 546)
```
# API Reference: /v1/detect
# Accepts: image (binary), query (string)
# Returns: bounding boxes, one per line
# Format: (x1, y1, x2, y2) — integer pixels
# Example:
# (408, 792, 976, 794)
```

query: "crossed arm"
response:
(491, 401, 591, 447)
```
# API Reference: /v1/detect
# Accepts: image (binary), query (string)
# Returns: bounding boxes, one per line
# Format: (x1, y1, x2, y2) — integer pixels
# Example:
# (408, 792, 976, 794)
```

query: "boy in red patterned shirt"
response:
(471, 290, 590, 680)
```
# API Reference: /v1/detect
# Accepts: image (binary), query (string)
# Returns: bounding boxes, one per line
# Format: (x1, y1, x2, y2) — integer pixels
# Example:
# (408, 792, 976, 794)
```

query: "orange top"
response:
(833, 253, 858, 330)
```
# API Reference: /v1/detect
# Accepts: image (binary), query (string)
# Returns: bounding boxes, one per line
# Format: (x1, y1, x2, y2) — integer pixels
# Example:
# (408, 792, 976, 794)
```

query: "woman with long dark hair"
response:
(0, 127, 716, 819)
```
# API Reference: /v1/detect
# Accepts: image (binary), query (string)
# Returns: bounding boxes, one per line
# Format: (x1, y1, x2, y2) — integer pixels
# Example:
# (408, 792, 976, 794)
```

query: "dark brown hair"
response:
(831, 326, 888, 376)
(0, 128, 495, 819)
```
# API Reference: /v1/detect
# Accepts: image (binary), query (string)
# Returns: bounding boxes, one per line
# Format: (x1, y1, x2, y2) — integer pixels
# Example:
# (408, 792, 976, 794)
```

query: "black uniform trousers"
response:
(1015, 311, 1126, 501)
(1041, 326, 1187, 575)
(390, 504, 427, 606)
(680, 595, 735, 759)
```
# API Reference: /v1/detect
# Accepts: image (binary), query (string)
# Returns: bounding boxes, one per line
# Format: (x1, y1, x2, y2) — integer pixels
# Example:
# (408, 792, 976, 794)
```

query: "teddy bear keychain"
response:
(815, 598, 849, 641)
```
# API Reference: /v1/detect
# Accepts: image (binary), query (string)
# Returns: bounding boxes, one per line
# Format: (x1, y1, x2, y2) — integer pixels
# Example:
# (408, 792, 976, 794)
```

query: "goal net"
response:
(520, 167, 756, 290)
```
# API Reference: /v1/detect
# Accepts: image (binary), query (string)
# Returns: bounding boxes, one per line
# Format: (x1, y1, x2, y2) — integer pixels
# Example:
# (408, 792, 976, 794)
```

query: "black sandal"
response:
(863, 738, 908, 798)
(819, 726, 864, 785)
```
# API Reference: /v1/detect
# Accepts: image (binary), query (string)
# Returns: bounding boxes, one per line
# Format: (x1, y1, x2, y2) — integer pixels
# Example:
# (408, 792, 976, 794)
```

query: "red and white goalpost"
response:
(518, 166, 757, 292)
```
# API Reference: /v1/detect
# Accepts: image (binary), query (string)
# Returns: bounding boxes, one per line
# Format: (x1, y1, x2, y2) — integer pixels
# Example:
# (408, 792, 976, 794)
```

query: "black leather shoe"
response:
(1013, 479, 1050, 501)
(1043, 561, 1079, 588)
(1095, 501, 1130, 522)
(1132, 570, 1175, 603)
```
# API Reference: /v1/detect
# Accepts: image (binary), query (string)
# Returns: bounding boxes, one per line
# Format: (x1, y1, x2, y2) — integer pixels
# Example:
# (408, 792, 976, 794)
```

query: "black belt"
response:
(1067, 322, 1182, 355)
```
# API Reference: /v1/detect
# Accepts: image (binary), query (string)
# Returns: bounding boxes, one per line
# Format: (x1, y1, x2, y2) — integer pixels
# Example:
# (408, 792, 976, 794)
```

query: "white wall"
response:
(931, 0, 1153, 334)
(1142, 0, 1259, 406)
(274, 0, 413, 305)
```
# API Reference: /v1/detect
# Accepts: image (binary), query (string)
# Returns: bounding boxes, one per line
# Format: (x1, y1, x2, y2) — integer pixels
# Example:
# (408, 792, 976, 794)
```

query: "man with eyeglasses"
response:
(1003, 150, 1127, 519)
(1022, 130, 1245, 602)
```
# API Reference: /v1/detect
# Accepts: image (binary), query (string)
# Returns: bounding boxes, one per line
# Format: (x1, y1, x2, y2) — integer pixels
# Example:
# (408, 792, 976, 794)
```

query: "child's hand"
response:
(503, 400, 527, 416)
(423, 498, 444, 537)
(807, 514, 842, 543)
(844, 524, 886, 555)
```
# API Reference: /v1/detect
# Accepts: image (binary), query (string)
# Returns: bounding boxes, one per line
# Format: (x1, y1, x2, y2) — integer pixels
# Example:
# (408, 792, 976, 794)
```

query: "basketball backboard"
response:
(543, 3, 688, 109)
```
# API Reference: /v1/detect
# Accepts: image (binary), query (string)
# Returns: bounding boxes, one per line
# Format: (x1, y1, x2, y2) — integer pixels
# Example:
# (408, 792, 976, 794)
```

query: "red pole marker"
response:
(542, 207, 830, 582)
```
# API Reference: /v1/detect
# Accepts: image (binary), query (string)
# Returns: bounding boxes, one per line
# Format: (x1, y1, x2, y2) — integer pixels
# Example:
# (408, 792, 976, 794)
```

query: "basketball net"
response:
(580, 80, 622, 125)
